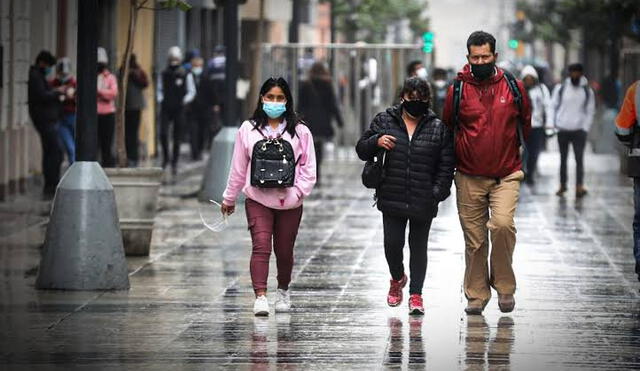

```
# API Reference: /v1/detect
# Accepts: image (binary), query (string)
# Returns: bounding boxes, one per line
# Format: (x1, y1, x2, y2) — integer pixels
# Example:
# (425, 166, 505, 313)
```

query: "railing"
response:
(260, 43, 427, 146)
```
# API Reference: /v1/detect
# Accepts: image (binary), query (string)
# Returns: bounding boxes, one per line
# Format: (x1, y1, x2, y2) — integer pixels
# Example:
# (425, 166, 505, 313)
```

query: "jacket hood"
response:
(457, 63, 505, 85)
(564, 75, 589, 87)
(520, 65, 538, 80)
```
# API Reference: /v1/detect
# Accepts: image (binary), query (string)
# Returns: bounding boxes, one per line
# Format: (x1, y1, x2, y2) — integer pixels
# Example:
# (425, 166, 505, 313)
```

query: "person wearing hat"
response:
(96, 47, 118, 167)
(520, 65, 552, 185)
(157, 46, 196, 175)
(51, 57, 77, 165)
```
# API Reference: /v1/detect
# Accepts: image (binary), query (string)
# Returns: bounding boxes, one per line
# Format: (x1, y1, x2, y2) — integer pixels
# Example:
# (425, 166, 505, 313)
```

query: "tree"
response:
(114, 0, 191, 168)
(329, 0, 429, 43)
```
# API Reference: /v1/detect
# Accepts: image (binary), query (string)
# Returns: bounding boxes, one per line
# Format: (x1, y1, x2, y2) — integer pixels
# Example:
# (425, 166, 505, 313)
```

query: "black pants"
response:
(189, 111, 212, 160)
(382, 213, 433, 295)
(525, 127, 545, 183)
(97, 113, 115, 167)
(125, 110, 141, 166)
(33, 120, 62, 194)
(314, 139, 325, 186)
(557, 129, 587, 187)
(160, 109, 184, 168)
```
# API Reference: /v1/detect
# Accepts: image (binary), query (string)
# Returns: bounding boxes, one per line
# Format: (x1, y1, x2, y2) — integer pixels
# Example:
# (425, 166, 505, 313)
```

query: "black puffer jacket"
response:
(356, 106, 455, 219)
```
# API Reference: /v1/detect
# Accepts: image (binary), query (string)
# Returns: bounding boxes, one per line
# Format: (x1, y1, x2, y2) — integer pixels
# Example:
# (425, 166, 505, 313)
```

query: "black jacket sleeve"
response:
(29, 68, 58, 104)
(355, 113, 384, 161)
(432, 122, 456, 202)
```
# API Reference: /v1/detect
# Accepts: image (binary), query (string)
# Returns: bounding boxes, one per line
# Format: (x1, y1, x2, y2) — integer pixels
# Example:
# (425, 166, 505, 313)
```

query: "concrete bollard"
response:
(36, 162, 130, 290)
(199, 126, 239, 203)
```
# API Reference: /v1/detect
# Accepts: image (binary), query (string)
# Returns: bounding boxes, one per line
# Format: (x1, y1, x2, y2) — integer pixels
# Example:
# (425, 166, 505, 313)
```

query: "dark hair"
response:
(406, 60, 423, 77)
(35, 50, 56, 66)
(308, 61, 330, 81)
(250, 77, 299, 137)
(568, 63, 584, 73)
(466, 31, 496, 54)
(129, 53, 139, 69)
(399, 77, 431, 106)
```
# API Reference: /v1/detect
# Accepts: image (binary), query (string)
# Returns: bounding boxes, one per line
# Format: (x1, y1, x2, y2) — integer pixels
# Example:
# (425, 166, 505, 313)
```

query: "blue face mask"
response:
(44, 66, 53, 76)
(262, 101, 286, 119)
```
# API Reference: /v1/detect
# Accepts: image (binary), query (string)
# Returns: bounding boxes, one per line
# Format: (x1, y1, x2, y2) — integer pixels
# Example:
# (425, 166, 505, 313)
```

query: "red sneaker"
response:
(387, 274, 407, 307)
(408, 294, 424, 315)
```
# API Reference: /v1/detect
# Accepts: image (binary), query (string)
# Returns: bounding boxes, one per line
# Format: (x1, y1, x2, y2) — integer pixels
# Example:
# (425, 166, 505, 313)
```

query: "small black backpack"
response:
(250, 125, 298, 188)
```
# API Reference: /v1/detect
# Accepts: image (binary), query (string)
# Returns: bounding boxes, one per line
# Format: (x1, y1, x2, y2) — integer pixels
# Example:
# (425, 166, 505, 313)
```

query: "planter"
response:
(104, 167, 163, 256)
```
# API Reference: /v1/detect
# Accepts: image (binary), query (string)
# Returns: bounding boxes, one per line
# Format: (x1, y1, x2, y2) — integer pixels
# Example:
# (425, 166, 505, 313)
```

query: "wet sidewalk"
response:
(1, 146, 639, 370)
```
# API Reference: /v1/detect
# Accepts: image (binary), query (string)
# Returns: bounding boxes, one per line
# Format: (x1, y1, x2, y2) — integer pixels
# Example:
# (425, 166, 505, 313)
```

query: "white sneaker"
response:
(253, 295, 269, 316)
(274, 289, 291, 312)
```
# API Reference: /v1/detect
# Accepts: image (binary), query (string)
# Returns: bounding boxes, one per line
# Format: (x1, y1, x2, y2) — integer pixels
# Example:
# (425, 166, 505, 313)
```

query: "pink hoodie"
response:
(97, 70, 118, 115)
(223, 120, 316, 210)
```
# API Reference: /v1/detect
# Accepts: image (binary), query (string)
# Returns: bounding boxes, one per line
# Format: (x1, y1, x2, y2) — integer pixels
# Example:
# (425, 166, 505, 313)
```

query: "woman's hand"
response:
(221, 202, 235, 216)
(377, 135, 397, 151)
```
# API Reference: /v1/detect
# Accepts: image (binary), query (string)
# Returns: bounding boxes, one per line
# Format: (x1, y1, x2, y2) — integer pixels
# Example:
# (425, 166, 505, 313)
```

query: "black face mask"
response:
(97, 63, 107, 73)
(402, 100, 429, 118)
(471, 63, 495, 80)
(570, 77, 581, 86)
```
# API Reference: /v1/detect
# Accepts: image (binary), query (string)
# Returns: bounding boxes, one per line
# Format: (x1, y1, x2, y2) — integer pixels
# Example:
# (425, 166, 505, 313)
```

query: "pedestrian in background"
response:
(356, 76, 455, 315)
(28, 50, 63, 198)
(124, 53, 149, 167)
(158, 46, 196, 175)
(188, 56, 217, 161)
(442, 31, 532, 315)
(51, 57, 77, 165)
(431, 67, 449, 118)
(298, 61, 344, 186)
(615, 79, 640, 282)
(551, 63, 595, 197)
(97, 47, 118, 168)
(520, 65, 552, 185)
(221, 77, 316, 316)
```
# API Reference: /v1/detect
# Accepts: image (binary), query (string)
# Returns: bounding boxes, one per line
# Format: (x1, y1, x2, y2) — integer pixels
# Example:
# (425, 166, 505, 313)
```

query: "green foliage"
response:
(329, 0, 429, 43)
(517, 0, 639, 46)
(159, 0, 192, 11)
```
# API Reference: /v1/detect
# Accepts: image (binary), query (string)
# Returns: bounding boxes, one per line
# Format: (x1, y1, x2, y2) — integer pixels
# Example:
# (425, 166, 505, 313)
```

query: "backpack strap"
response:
(452, 79, 464, 129)
(503, 71, 526, 149)
(557, 81, 590, 112)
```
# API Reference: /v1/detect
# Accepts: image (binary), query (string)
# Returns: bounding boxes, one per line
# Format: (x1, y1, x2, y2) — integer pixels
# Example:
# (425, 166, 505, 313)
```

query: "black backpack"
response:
(451, 71, 528, 175)
(250, 125, 299, 188)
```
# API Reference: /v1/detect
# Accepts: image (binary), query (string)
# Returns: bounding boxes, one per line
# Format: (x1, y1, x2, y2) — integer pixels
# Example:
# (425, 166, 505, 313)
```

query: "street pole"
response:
(36, 0, 129, 291)
(200, 0, 242, 202)
(289, 0, 300, 44)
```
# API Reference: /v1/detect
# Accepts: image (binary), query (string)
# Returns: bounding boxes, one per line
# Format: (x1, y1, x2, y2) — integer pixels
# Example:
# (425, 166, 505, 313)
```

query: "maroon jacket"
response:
(442, 64, 532, 179)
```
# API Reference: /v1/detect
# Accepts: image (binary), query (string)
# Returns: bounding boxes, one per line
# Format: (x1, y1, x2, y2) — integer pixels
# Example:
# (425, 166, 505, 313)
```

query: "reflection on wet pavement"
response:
(1, 149, 639, 370)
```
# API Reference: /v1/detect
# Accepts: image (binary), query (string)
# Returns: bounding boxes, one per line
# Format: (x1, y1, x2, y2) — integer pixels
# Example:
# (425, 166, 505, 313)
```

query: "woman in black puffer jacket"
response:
(356, 77, 455, 315)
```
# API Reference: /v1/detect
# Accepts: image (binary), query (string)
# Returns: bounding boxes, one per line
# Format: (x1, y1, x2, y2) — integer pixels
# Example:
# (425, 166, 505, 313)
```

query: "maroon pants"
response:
(245, 198, 303, 292)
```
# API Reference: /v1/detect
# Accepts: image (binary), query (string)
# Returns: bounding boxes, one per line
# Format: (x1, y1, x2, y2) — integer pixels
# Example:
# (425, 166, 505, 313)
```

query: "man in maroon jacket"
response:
(442, 31, 532, 315)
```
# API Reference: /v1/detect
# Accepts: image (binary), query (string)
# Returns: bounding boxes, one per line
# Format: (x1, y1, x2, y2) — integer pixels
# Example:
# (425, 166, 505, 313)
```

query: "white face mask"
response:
(192, 67, 203, 75)
(416, 67, 428, 80)
(434, 80, 447, 89)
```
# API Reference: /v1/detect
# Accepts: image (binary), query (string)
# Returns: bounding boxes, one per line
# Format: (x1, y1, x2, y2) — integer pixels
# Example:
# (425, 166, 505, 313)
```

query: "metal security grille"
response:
(260, 43, 426, 146)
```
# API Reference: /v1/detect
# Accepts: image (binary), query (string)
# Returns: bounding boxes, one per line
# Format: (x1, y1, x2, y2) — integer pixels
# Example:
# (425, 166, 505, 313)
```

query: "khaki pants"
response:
(454, 170, 524, 301)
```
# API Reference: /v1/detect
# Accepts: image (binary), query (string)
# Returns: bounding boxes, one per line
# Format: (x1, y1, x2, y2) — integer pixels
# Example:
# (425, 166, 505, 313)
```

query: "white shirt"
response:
(527, 83, 553, 129)
(551, 77, 596, 132)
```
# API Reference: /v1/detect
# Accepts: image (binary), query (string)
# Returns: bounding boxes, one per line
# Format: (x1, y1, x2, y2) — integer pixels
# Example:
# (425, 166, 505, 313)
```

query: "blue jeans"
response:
(634, 178, 640, 277)
(58, 113, 76, 164)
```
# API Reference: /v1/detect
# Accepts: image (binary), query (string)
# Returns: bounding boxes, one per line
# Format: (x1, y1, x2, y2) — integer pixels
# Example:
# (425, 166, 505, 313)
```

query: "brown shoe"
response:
(576, 186, 588, 198)
(555, 186, 567, 196)
(498, 294, 515, 313)
(464, 299, 488, 315)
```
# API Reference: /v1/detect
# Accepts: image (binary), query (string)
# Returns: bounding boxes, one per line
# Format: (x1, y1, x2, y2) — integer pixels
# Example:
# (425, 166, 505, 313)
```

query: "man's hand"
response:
(377, 135, 397, 151)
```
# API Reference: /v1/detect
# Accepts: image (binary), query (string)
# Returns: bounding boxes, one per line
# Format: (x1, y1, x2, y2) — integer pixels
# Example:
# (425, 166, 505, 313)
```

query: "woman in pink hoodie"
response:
(96, 47, 118, 167)
(221, 77, 316, 316)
